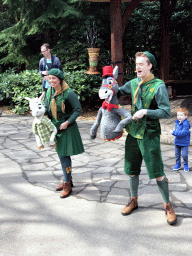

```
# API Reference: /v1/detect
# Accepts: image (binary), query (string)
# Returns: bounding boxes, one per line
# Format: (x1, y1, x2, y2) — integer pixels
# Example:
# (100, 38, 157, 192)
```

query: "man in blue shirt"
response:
(39, 43, 63, 92)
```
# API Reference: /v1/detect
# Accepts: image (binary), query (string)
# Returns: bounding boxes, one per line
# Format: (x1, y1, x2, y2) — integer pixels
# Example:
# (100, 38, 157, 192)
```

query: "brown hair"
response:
(135, 52, 150, 65)
(41, 43, 50, 50)
(177, 107, 189, 116)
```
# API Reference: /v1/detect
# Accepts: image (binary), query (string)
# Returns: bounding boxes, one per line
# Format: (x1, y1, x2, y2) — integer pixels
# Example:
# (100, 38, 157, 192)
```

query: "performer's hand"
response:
(132, 109, 147, 120)
(60, 121, 70, 130)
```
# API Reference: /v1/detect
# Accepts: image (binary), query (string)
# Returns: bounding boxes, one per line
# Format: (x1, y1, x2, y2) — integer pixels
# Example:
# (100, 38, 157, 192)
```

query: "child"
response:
(171, 107, 190, 172)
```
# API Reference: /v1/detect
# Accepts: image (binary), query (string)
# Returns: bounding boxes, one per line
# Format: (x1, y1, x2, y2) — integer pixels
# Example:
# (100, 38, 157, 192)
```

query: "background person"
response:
(39, 43, 63, 93)
(171, 107, 190, 172)
(45, 68, 84, 198)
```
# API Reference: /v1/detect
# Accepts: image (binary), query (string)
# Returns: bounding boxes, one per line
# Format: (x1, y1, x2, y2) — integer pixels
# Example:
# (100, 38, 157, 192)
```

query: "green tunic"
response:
(45, 87, 84, 157)
(119, 77, 170, 179)
(120, 77, 170, 139)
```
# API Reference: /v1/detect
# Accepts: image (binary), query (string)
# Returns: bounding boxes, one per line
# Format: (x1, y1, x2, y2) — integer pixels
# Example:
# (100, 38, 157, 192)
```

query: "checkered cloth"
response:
(33, 116, 56, 144)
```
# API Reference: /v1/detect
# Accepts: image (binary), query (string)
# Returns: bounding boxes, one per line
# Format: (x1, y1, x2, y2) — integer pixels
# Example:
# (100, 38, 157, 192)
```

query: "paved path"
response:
(0, 110, 192, 218)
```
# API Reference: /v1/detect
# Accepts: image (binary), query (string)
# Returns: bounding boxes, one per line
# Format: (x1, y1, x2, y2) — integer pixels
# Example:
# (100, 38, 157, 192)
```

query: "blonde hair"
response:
(177, 107, 189, 116)
(135, 52, 150, 65)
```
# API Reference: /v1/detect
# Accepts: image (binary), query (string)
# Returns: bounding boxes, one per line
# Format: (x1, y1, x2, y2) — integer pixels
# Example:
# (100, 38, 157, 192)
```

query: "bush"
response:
(0, 69, 102, 114)
(0, 69, 42, 114)
(0, 69, 15, 103)
(64, 70, 102, 108)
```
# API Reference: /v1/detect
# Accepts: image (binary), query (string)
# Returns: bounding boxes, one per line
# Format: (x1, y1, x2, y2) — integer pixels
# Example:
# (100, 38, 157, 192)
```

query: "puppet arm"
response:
(50, 127, 57, 147)
(35, 134, 44, 149)
(113, 108, 132, 133)
(90, 107, 102, 139)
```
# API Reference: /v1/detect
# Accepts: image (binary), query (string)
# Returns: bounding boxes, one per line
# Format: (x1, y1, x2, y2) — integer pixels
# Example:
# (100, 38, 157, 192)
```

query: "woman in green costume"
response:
(45, 68, 84, 198)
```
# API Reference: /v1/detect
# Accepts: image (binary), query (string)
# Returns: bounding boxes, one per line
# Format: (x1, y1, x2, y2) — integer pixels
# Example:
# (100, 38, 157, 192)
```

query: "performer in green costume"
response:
(119, 51, 177, 225)
(45, 68, 84, 198)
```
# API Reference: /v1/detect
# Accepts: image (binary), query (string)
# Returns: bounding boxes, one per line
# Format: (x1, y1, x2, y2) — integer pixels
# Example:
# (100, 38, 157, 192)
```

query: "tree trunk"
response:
(110, 0, 123, 86)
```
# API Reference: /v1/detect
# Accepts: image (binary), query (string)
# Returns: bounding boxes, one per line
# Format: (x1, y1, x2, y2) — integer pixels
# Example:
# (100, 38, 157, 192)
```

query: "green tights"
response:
(129, 175, 170, 204)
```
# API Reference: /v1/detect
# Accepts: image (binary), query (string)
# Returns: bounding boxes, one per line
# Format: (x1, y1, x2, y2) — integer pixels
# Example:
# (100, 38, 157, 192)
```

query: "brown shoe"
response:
(56, 180, 64, 191)
(121, 197, 138, 216)
(60, 182, 72, 198)
(163, 202, 177, 225)
(56, 177, 73, 191)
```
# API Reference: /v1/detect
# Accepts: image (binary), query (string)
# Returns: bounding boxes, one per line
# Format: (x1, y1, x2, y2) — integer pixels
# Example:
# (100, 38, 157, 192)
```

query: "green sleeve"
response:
(67, 90, 82, 124)
(147, 83, 170, 119)
(119, 80, 132, 96)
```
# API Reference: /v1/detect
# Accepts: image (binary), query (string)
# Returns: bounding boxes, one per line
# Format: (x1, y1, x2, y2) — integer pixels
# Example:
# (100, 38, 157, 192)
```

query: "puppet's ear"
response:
(113, 66, 118, 80)
(39, 92, 46, 102)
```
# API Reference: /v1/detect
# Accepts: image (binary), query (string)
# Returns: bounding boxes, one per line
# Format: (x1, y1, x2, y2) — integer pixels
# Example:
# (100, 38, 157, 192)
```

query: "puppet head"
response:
(99, 66, 119, 103)
(25, 92, 45, 118)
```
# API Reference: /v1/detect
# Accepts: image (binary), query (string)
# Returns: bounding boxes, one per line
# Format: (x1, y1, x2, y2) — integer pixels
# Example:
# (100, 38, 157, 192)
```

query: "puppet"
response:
(25, 92, 57, 149)
(90, 66, 132, 141)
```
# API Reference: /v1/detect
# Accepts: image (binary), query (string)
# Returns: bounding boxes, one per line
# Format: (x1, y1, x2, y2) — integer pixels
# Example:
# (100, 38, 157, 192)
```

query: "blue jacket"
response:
(39, 55, 63, 89)
(172, 119, 191, 146)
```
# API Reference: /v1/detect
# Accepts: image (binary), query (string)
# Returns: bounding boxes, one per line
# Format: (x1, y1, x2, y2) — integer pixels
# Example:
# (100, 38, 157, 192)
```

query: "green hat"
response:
(48, 68, 65, 80)
(144, 51, 157, 70)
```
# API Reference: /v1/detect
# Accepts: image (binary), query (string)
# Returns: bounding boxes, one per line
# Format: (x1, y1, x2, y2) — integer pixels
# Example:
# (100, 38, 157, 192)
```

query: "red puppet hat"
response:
(102, 66, 114, 77)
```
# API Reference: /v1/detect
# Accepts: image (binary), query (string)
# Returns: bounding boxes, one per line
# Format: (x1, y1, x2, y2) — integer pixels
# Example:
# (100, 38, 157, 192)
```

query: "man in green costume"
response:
(119, 51, 177, 225)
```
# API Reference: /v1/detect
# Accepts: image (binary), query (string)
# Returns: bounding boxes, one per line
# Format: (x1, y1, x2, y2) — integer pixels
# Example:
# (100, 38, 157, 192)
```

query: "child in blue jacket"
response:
(171, 107, 190, 172)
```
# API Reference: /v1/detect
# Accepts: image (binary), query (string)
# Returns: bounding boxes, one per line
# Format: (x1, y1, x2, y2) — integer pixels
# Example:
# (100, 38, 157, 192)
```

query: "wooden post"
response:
(110, 0, 123, 86)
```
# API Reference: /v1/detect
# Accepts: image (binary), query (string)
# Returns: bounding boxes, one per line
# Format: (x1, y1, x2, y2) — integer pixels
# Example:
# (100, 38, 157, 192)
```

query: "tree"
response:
(0, 0, 82, 70)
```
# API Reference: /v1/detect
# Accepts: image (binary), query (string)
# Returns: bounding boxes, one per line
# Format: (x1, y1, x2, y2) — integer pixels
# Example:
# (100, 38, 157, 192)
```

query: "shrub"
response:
(0, 69, 42, 114)
(0, 69, 15, 103)
(0, 69, 102, 114)
(64, 70, 102, 109)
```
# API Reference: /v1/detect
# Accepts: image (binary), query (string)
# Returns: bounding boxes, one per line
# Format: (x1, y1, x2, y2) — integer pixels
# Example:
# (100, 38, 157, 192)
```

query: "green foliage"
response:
(0, 68, 102, 114)
(0, 0, 192, 81)
(0, 0, 82, 70)
(64, 70, 101, 104)
(123, 1, 161, 75)
(0, 69, 42, 114)
(0, 68, 15, 102)
(169, 0, 192, 79)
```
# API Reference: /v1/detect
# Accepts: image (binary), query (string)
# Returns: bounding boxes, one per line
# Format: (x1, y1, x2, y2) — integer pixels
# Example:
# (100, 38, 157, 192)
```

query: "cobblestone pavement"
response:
(0, 98, 192, 218)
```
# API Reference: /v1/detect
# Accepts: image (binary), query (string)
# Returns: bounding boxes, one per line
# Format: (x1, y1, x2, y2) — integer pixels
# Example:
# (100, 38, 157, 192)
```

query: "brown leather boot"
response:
(121, 196, 138, 216)
(163, 202, 177, 225)
(60, 182, 72, 198)
(56, 180, 64, 191)
(56, 177, 73, 191)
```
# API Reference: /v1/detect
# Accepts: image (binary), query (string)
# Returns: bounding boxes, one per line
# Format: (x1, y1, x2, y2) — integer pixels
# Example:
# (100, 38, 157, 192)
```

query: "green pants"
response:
(125, 134, 165, 179)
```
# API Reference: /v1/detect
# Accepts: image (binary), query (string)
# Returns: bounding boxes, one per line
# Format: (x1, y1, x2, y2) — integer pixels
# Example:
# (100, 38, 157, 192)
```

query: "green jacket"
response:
(44, 87, 84, 156)
(45, 87, 82, 127)
(119, 77, 170, 139)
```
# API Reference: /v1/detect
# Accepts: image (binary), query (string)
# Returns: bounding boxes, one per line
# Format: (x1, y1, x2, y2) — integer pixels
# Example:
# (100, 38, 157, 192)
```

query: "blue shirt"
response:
(172, 119, 191, 146)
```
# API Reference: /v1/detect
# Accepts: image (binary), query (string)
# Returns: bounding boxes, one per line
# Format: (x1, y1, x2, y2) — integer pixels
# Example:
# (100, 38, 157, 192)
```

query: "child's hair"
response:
(176, 107, 189, 116)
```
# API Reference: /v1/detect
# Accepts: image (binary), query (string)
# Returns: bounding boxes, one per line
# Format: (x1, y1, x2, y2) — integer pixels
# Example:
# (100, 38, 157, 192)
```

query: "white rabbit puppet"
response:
(25, 92, 57, 149)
